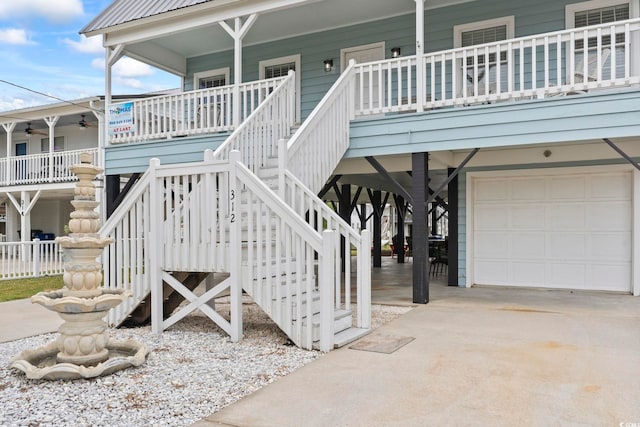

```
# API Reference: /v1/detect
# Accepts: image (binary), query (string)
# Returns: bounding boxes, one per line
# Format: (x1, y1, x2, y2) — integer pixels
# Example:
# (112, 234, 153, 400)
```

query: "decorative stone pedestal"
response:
(10, 152, 148, 380)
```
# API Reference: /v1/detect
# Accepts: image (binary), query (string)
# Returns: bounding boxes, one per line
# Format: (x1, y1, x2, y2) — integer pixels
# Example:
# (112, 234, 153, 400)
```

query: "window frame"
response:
(40, 136, 64, 153)
(259, 54, 301, 121)
(193, 67, 230, 91)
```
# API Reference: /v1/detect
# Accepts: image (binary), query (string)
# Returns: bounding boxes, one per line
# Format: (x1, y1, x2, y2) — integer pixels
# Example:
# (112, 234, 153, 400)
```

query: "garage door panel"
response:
(472, 169, 631, 293)
(550, 176, 586, 200)
(475, 232, 509, 257)
(589, 264, 631, 291)
(510, 233, 545, 258)
(549, 204, 586, 230)
(475, 206, 508, 230)
(511, 206, 545, 229)
(511, 178, 546, 200)
(591, 174, 631, 199)
(586, 203, 631, 230)
(549, 234, 586, 259)
(474, 260, 508, 284)
(476, 180, 508, 201)
(511, 262, 546, 285)
(590, 234, 631, 261)
(549, 263, 586, 287)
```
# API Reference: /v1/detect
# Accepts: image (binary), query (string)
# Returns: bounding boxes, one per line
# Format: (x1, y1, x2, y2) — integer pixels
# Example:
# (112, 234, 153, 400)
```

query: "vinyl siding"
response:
(105, 133, 228, 175)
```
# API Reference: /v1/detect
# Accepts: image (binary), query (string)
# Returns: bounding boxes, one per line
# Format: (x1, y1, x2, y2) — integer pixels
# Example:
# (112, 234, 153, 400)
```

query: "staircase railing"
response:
(279, 165, 371, 329)
(213, 71, 296, 174)
(286, 60, 356, 194)
(100, 150, 343, 351)
(231, 152, 339, 351)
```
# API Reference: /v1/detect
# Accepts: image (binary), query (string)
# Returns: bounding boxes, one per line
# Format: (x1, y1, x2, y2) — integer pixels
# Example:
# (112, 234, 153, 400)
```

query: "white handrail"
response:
(108, 76, 288, 144)
(213, 71, 296, 175)
(353, 17, 640, 115)
(287, 61, 356, 194)
(0, 148, 99, 186)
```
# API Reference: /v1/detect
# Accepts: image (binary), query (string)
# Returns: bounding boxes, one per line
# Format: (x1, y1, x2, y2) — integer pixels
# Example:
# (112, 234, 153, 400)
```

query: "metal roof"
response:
(81, 0, 214, 34)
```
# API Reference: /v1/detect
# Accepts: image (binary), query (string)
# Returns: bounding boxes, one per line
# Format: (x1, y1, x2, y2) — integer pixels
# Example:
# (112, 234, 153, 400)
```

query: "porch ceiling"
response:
(115, 0, 475, 74)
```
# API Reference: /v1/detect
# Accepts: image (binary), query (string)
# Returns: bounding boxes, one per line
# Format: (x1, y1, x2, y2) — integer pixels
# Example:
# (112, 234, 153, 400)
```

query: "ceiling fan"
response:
(24, 123, 47, 136)
(78, 114, 97, 128)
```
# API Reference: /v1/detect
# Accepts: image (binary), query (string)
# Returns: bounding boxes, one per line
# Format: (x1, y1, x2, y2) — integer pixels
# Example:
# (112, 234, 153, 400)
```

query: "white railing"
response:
(287, 61, 356, 194)
(0, 148, 99, 187)
(109, 77, 288, 144)
(281, 167, 371, 329)
(353, 18, 640, 115)
(213, 71, 296, 175)
(100, 151, 347, 351)
(0, 240, 63, 280)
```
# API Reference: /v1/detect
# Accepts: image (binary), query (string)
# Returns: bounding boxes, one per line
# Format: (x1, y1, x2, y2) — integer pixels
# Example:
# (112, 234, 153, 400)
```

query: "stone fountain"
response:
(10, 152, 147, 380)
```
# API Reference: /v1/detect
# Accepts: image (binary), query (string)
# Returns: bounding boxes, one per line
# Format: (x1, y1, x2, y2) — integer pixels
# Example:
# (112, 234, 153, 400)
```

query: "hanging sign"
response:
(108, 102, 136, 136)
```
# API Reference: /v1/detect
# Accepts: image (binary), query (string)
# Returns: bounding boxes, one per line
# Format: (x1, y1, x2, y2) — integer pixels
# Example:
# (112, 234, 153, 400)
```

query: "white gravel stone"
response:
(1, 303, 411, 427)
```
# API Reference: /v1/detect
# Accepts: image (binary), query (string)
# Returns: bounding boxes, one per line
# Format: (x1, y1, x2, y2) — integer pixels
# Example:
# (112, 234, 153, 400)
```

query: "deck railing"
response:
(353, 18, 640, 115)
(0, 148, 99, 187)
(108, 77, 288, 144)
(0, 240, 63, 280)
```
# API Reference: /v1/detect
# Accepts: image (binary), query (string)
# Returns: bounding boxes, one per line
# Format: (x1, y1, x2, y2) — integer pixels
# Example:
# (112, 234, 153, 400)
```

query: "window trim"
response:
(259, 54, 301, 121)
(40, 136, 64, 153)
(453, 16, 515, 49)
(565, 0, 632, 29)
(193, 67, 230, 91)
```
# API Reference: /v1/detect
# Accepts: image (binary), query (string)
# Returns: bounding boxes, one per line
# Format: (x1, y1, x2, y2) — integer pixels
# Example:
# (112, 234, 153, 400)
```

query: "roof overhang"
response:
(83, 0, 475, 77)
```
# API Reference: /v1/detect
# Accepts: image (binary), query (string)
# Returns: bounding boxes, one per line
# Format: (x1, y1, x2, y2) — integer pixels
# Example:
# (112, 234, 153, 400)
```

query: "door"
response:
(342, 42, 385, 113)
(471, 169, 632, 292)
(15, 142, 27, 180)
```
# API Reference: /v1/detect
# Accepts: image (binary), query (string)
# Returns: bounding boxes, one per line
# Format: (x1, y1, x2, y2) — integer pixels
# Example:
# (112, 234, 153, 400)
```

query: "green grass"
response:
(0, 275, 64, 302)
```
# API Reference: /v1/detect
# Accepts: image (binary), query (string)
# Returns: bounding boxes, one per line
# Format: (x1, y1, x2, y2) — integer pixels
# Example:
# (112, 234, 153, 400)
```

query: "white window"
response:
(41, 136, 64, 153)
(566, 0, 633, 79)
(193, 67, 230, 90)
(259, 54, 301, 120)
(454, 17, 515, 88)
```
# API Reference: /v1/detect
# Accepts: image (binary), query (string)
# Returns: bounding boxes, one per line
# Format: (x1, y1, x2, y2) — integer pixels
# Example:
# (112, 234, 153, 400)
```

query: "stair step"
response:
(332, 327, 372, 348)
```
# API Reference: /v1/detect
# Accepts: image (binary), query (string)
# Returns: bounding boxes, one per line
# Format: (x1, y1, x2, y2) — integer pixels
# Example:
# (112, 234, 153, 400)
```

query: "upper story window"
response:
(40, 136, 64, 153)
(454, 17, 515, 87)
(566, 0, 632, 80)
(193, 67, 230, 90)
(259, 54, 301, 121)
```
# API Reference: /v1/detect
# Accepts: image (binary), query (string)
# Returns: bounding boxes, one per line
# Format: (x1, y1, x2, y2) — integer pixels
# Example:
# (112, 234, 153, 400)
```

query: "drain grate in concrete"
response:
(349, 334, 415, 354)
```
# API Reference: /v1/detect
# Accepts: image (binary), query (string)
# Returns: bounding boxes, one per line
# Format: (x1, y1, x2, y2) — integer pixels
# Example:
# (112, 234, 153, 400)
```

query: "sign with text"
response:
(108, 102, 136, 136)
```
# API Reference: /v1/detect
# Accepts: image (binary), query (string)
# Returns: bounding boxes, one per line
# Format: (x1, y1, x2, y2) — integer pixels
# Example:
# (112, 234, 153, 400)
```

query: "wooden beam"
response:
(412, 152, 429, 304)
(365, 156, 413, 205)
(447, 167, 459, 287)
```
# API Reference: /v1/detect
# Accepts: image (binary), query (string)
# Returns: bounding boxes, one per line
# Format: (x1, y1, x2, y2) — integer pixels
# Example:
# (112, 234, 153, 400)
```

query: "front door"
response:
(15, 142, 27, 180)
(341, 42, 385, 113)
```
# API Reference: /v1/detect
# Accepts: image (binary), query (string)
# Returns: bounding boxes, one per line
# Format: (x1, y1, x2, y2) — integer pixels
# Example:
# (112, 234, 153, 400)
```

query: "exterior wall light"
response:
(391, 47, 401, 58)
(323, 59, 334, 72)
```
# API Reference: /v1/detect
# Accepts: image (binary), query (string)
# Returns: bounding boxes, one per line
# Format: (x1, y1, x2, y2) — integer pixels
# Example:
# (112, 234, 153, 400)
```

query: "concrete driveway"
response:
(196, 281, 640, 426)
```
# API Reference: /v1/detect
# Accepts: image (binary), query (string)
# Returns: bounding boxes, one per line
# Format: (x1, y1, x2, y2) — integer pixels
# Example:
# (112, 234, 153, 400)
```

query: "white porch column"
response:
(5, 197, 18, 242)
(105, 44, 124, 148)
(2, 122, 16, 185)
(220, 14, 258, 127)
(92, 106, 106, 225)
(415, 0, 425, 112)
(44, 116, 59, 182)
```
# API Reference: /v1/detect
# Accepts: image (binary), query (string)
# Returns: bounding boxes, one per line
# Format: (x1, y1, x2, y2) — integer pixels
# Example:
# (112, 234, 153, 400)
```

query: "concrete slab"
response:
(0, 298, 62, 343)
(197, 263, 640, 426)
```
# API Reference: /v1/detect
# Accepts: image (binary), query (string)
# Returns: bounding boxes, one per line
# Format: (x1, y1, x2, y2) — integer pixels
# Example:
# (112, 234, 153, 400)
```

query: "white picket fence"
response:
(0, 240, 64, 280)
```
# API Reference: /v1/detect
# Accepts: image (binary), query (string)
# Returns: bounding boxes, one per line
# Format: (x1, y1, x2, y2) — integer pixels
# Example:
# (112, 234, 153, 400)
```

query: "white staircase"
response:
(100, 65, 370, 351)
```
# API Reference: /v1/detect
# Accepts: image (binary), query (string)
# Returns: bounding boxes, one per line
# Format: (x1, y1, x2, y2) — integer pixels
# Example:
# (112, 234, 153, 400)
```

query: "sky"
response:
(0, 0, 180, 112)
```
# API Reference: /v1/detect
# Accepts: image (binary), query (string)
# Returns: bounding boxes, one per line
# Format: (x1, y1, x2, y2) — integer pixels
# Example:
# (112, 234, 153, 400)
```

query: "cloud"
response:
(0, 28, 31, 45)
(92, 57, 155, 78)
(0, 0, 84, 23)
(64, 35, 102, 54)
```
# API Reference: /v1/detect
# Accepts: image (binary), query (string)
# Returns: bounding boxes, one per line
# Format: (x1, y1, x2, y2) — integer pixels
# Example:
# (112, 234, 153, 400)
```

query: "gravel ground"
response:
(0, 302, 411, 427)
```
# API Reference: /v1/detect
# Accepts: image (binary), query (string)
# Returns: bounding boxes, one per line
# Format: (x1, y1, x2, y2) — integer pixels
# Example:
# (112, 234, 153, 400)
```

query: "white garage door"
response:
(472, 169, 632, 292)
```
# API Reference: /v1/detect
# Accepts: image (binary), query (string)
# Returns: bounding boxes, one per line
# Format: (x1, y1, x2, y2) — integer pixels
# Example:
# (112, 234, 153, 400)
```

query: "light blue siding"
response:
(347, 89, 640, 157)
(184, 0, 587, 120)
(105, 133, 228, 175)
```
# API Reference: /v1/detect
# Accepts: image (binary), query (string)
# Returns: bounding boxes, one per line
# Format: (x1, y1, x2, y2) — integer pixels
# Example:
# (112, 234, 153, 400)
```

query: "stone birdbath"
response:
(10, 152, 147, 380)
